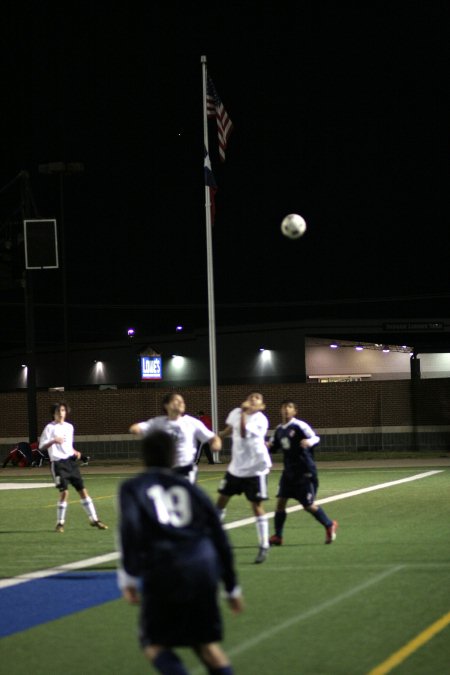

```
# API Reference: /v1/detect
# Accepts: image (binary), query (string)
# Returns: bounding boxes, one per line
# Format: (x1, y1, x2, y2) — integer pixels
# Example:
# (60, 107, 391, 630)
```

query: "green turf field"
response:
(1, 465, 449, 674)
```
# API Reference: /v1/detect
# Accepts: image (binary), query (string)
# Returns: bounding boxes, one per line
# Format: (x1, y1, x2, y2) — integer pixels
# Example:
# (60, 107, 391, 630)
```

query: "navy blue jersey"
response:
(118, 468, 238, 595)
(271, 418, 320, 479)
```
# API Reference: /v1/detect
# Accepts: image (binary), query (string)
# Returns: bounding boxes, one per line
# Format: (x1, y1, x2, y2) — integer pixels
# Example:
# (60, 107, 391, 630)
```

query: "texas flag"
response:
(204, 146, 218, 224)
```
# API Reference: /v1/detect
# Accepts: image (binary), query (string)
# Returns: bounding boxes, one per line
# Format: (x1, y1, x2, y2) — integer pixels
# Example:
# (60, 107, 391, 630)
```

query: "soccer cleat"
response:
(55, 523, 64, 533)
(254, 547, 269, 564)
(269, 534, 283, 546)
(81, 456, 91, 466)
(91, 520, 108, 530)
(325, 520, 338, 544)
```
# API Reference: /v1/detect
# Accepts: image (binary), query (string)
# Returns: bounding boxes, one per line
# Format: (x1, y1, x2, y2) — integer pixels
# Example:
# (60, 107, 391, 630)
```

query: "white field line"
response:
(189, 565, 405, 674)
(224, 470, 443, 530)
(0, 470, 442, 590)
(0, 483, 53, 490)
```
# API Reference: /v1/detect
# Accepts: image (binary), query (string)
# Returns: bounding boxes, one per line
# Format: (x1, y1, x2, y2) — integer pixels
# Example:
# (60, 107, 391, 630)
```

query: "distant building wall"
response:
(1, 379, 450, 457)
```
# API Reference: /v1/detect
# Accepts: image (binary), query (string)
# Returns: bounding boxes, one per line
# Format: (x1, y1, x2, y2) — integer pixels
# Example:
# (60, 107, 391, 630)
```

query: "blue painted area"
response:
(0, 572, 121, 638)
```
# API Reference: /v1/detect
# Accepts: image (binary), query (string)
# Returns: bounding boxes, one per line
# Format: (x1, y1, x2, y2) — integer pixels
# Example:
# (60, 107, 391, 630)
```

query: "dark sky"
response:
(0, 2, 447, 345)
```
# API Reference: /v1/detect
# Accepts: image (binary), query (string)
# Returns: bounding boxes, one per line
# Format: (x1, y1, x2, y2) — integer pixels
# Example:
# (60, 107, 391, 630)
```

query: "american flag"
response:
(207, 77, 233, 162)
(204, 146, 218, 223)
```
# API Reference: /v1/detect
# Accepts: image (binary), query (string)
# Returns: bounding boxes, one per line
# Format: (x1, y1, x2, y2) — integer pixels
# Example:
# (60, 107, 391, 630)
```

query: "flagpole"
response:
(201, 55, 219, 437)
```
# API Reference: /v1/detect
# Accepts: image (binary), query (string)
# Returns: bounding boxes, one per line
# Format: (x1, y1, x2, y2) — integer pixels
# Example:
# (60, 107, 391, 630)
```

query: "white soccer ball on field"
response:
(281, 213, 307, 239)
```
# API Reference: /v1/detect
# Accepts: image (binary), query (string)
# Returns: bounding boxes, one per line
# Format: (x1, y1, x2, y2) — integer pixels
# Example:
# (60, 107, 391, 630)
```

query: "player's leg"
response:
(77, 484, 108, 529)
(216, 493, 231, 521)
(195, 643, 234, 673)
(270, 496, 288, 545)
(251, 500, 269, 562)
(55, 488, 69, 532)
(217, 472, 240, 521)
(144, 645, 189, 674)
(51, 461, 69, 531)
(247, 475, 270, 563)
(302, 478, 338, 543)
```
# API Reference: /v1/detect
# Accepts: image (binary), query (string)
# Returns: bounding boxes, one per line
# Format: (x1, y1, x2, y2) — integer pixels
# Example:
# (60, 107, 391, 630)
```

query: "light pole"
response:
(38, 162, 84, 390)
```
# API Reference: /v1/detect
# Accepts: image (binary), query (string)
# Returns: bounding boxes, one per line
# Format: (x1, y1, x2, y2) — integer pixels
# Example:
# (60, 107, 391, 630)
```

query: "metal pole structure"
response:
(21, 173, 38, 443)
(38, 162, 84, 391)
(58, 171, 70, 390)
(201, 55, 219, 434)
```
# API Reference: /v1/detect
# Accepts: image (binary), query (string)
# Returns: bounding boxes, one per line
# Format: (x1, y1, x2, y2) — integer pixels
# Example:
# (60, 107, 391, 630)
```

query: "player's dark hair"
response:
(281, 399, 297, 411)
(161, 392, 182, 413)
(50, 401, 70, 418)
(142, 430, 176, 468)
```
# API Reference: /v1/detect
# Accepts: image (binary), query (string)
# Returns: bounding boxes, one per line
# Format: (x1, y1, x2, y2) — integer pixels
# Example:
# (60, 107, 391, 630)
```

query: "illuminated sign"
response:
(140, 356, 162, 381)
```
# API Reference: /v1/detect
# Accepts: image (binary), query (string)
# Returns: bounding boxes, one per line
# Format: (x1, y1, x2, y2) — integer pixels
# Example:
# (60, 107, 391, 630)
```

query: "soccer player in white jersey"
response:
(129, 393, 222, 484)
(216, 392, 271, 564)
(268, 400, 338, 546)
(39, 402, 108, 533)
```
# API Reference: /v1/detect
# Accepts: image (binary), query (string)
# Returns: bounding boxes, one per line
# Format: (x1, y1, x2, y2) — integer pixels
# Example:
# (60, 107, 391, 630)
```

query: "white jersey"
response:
(39, 421, 75, 461)
(138, 414, 215, 467)
(226, 407, 271, 478)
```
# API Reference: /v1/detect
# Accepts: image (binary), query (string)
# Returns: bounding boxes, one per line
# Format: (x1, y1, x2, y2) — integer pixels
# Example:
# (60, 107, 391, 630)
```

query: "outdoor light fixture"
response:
(127, 328, 135, 337)
(176, 325, 183, 332)
(355, 344, 364, 351)
(171, 355, 185, 368)
(330, 342, 339, 349)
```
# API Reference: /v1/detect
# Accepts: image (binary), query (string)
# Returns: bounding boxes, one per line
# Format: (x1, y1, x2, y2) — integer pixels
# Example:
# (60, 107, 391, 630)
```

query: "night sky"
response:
(0, 2, 447, 346)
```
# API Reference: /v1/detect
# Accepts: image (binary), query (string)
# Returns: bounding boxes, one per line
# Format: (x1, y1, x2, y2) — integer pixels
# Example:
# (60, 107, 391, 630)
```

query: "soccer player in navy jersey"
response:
(129, 393, 222, 484)
(268, 400, 338, 546)
(117, 430, 243, 675)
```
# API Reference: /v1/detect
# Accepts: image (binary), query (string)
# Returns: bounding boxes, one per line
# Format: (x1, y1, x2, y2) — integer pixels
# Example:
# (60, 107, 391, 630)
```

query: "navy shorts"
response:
(139, 539, 222, 647)
(51, 458, 84, 492)
(276, 472, 318, 507)
(218, 471, 268, 502)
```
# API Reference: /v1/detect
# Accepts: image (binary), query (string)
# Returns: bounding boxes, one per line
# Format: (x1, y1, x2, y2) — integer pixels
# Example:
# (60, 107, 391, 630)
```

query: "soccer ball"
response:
(281, 214, 307, 239)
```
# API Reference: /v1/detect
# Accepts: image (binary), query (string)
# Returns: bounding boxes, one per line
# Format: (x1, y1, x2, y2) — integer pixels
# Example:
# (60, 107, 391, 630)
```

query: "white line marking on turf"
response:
(0, 470, 442, 590)
(223, 470, 443, 529)
(0, 483, 53, 490)
(0, 553, 119, 589)
(213, 566, 406, 666)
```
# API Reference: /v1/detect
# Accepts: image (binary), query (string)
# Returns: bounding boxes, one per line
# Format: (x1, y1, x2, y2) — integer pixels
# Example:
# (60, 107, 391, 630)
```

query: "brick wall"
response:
(1, 378, 450, 438)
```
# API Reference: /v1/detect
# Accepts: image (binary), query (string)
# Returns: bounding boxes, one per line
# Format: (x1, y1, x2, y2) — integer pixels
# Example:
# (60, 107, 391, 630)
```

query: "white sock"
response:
(218, 508, 226, 522)
(81, 496, 98, 522)
(57, 501, 67, 524)
(256, 515, 269, 548)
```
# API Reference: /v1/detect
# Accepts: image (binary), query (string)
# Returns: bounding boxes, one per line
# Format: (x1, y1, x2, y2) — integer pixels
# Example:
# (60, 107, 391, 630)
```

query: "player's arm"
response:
(39, 427, 64, 451)
(298, 421, 320, 449)
(209, 434, 222, 452)
(218, 425, 232, 439)
(129, 419, 153, 435)
(129, 423, 144, 435)
(267, 429, 280, 452)
(195, 419, 222, 452)
(117, 483, 144, 603)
